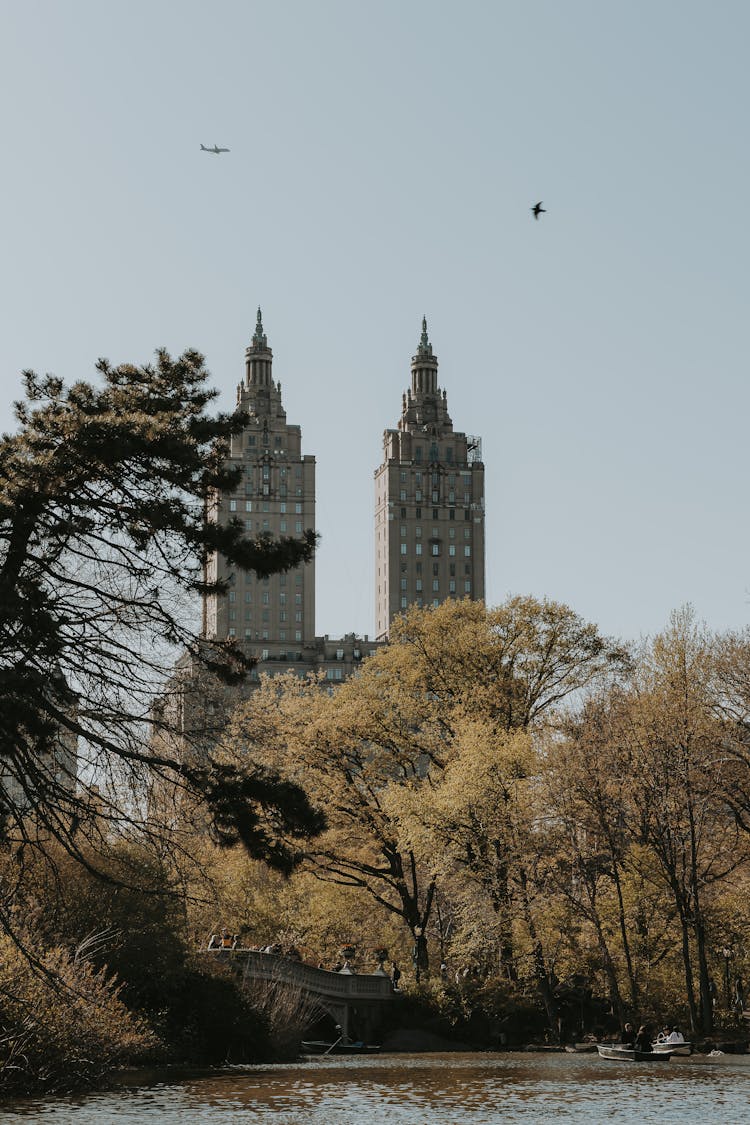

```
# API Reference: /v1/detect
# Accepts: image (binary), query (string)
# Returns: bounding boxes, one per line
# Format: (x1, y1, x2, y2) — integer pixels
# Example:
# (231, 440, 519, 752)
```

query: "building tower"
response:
(374, 318, 485, 640)
(203, 310, 316, 658)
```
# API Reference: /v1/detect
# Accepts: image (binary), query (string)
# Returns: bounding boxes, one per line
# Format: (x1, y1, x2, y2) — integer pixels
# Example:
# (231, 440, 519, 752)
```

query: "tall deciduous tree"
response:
(224, 597, 626, 983)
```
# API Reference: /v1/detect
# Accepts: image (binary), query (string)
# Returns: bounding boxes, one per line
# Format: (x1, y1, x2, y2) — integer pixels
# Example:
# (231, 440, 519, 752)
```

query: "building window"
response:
(295, 503, 302, 514)
(229, 609, 236, 621)
(245, 519, 252, 531)
(449, 545, 456, 556)
(279, 630, 286, 641)
(432, 579, 439, 592)
(229, 499, 237, 512)
(415, 490, 422, 502)
(449, 579, 456, 593)
(401, 596, 407, 608)
(433, 563, 439, 576)
(336, 648, 344, 660)
(262, 501, 270, 512)
(262, 609, 269, 622)
(279, 593, 286, 606)
(465, 510, 471, 521)
(280, 611, 287, 622)
(261, 647, 269, 659)
(432, 491, 439, 504)
(415, 526, 422, 538)
(400, 507, 406, 518)
(280, 502, 286, 513)
(262, 519, 269, 530)
(465, 546, 471, 557)
(400, 470, 407, 483)
(228, 627, 236, 637)
(415, 447, 423, 462)
(401, 526, 407, 537)
(449, 563, 456, 576)
(295, 467, 302, 479)
(295, 594, 302, 605)
(245, 628, 252, 639)
(400, 578, 407, 590)
(295, 611, 302, 623)
(295, 630, 302, 641)
(416, 562, 422, 574)
(400, 543, 407, 555)
(228, 591, 236, 602)
(432, 544, 439, 556)
(432, 598, 439, 607)
(465, 580, 472, 593)
(247, 435, 256, 447)
(429, 443, 438, 461)
(280, 520, 287, 532)
(244, 592, 252, 603)
(449, 509, 455, 520)
(446, 448, 453, 463)
(448, 491, 455, 504)
(415, 543, 422, 556)
(416, 579, 422, 592)
(432, 509, 438, 520)
(415, 507, 421, 518)
(295, 521, 303, 533)
(400, 489, 407, 501)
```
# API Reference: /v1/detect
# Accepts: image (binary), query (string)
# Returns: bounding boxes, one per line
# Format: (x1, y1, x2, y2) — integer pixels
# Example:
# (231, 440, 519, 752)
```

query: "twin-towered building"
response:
(203, 310, 485, 679)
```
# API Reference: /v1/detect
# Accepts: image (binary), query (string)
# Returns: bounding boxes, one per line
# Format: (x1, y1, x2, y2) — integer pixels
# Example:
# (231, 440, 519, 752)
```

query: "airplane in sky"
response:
(200, 144, 230, 154)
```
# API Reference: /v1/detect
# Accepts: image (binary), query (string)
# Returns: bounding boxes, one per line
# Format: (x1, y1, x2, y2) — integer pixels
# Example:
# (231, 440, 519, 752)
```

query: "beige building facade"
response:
(203, 310, 317, 658)
(374, 319, 485, 640)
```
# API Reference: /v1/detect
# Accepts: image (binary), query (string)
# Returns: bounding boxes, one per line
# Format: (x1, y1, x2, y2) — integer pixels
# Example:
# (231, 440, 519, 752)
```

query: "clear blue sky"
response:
(2, 1, 748, 645)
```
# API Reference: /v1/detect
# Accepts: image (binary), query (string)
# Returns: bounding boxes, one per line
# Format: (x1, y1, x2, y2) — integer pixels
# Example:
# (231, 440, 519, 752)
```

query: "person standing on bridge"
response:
(391, 963, 401, 989)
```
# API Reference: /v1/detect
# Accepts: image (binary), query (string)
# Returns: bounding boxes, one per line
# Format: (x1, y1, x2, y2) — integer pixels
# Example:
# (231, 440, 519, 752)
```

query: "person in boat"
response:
(220, 928, 234, 949)
(634, 1026, 652, 1052)
(655, 1025, 670, 1043)
(621, 1023, 636, 1047)
(666, 1027, 685, 1044)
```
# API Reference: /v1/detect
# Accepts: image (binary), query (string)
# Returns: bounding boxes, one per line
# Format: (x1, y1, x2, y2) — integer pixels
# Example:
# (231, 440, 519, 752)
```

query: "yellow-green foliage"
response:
(0, 931, 156, 1095)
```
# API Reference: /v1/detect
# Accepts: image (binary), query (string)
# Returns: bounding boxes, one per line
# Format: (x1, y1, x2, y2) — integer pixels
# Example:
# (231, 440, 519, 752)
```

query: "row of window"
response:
(228, 628, 304, 642)
(228, 610, 305, 623)
(399, 470, 473, 485)
(399, 490, 472, 505)
(400, 544, 472, 557)
(228, 591, 304, 605)
(229, 500, 304, 514)
(399, 578, 471, 594)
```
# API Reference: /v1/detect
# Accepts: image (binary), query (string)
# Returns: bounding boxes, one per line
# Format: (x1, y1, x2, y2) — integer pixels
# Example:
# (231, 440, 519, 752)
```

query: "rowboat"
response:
(596, 1043, 672, 1062)
(301, 1039, 381, 1055)
(652, 1040, 691, 1056)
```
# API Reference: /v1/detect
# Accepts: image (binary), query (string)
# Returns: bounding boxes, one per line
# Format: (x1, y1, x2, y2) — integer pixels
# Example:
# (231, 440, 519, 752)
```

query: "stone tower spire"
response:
(374, 317, 485, 641)
(410, 315, 438, 397)
(245, 307, 273, 388)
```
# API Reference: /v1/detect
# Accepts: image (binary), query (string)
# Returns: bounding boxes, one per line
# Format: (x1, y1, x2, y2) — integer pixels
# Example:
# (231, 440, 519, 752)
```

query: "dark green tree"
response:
(0, 349, 322, 876)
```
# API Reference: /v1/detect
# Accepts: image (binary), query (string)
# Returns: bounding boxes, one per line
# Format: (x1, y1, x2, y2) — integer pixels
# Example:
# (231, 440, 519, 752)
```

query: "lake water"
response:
(3, 1052, 750, 1124)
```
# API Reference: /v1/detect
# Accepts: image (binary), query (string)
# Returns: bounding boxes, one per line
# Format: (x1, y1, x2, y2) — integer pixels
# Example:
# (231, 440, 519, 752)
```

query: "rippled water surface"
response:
(3, 1052, 750, 1124)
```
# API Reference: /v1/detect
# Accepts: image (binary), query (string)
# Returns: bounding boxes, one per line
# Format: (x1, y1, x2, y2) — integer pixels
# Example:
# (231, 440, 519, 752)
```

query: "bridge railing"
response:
(206, 949, 394, 1001)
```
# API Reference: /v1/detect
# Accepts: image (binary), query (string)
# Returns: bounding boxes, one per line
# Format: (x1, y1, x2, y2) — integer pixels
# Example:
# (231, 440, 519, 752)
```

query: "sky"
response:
(2, 1, 749, 646)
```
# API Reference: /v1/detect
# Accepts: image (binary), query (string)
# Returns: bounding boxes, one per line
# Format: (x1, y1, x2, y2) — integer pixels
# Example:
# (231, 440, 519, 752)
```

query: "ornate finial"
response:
(417, 315, 432, 356)
(252, 307, 267, 348)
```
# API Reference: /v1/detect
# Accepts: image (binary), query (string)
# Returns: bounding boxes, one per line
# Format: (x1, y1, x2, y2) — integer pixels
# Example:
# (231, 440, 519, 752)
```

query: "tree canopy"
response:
(0, 349, 321, 876)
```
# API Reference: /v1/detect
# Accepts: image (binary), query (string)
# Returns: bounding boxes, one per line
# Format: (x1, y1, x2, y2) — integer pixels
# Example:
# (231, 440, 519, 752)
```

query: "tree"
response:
(0, 350, 322, 886)
(224, 597, 626, 982)
(568, 610, 748, 1034)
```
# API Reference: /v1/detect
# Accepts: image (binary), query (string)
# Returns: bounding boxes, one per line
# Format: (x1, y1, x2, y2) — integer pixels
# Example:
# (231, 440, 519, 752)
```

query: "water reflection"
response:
(4, 1052, 750, 1124)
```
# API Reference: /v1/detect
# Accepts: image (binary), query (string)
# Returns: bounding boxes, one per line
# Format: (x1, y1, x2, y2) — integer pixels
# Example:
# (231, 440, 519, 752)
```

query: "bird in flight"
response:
(201, 144, 230, 154)
(531, 201, 546, 220)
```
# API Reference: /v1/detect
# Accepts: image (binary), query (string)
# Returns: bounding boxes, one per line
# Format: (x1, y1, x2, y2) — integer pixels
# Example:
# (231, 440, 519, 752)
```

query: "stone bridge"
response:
(207, 949, 395, 1040)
